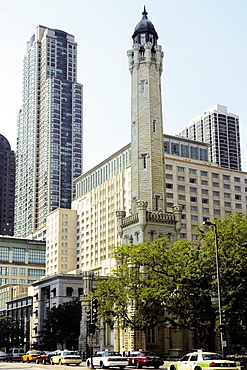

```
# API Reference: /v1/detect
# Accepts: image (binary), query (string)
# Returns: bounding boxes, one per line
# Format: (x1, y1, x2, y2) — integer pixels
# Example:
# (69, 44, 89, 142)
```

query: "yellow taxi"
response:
(50, 350, 82, 366)
(22, 350, 41, 362)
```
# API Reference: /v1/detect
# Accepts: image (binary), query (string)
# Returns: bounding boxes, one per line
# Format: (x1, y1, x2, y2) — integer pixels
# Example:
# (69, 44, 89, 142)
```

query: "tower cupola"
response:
(132, 6, 158, 48)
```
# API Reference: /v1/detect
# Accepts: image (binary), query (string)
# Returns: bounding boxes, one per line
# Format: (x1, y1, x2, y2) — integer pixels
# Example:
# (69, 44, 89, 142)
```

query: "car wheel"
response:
(136, 362, 142, 369)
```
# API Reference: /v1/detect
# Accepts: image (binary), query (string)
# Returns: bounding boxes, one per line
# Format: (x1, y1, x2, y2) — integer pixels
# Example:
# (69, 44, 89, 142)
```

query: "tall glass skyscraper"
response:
(0, 134, 15, 236)
(15, 26, 83, 237)
(179, 104, 241, 171)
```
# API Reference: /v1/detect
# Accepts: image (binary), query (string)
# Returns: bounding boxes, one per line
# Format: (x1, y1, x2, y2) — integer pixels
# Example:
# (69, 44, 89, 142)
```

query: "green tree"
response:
(92, 213, 247, 351)
(201, 213, 247, 350)
(0, 316, 24, 350)
(92, 238, 215, 348)
(40, 299, 81, 350)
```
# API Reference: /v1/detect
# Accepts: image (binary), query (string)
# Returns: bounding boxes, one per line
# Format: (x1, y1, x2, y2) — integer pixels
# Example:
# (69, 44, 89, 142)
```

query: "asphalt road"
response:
(0, 362, 170, 370)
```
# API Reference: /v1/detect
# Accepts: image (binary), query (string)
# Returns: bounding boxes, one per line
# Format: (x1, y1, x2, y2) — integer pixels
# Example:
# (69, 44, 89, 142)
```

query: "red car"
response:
(35, 351, 57, 364)
(126, 351, 164, 369)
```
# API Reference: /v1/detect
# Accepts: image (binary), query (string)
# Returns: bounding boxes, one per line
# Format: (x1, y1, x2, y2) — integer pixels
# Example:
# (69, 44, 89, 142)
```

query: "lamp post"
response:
(203, 220, 225, 356)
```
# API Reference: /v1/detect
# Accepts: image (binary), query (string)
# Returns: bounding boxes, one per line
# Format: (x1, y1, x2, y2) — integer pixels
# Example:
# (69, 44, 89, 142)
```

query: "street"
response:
(0, 362, 170, 370)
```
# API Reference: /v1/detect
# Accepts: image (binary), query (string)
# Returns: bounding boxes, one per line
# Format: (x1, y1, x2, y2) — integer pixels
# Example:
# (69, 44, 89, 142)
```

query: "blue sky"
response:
(0, 0, 246, 172)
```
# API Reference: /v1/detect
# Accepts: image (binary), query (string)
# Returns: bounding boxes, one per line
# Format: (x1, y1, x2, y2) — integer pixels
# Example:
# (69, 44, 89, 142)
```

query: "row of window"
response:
(166, 166, 246, 183)
(0, 247, 45, 264)
(0, 267, 45, 277)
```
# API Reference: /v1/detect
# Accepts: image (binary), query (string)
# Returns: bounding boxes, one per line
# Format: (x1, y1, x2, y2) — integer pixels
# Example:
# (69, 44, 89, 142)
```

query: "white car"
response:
(169, 350, 236, 370)
(86, 350, 128, 369)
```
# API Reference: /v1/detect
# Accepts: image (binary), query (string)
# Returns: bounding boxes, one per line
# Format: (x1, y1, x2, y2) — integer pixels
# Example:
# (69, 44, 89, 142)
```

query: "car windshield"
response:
(141, 352, 155, 357)
(104, 352, 121, 356)
(202, 354, 224, 360)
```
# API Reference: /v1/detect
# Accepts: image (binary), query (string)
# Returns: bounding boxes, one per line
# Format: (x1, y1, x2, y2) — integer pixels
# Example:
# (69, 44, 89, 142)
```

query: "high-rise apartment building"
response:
(15, 26, 83, 237)
(0, 134, 15, 236)
(179, 104, 241, 171)
(178, 104, 241, 171)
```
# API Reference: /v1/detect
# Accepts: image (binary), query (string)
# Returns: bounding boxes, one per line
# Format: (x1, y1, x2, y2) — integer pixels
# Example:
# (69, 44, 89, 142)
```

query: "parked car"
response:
(169, 350, 237, 370)
(50, 350, 82, 366)
(86, 350, 128, 369)
(0, 351, 7, 361)
(126, 351, 164, 369)
(36, 351, 58, 364)
(22, 350, 41, 362)
(6, 348, 25, 362)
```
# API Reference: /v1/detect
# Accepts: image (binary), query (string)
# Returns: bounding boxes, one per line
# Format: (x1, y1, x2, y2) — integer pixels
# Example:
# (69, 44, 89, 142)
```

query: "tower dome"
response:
(132, 6, 158, 47)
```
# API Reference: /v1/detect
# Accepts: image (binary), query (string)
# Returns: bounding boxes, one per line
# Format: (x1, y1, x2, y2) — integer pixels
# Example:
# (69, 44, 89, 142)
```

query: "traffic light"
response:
(86, 309, 92, 322)
(92, 298, 98, 323)
(88, 323, 96, 334)
(221, 310, 226, 324)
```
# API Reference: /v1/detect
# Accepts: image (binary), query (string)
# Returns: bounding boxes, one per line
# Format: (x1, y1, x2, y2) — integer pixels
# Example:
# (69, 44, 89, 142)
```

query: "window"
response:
(223, 175, 230, 181)
(146, 328, 156, 344)
(212, 173, 219, 179)
(166, 164, 172, 170)
(0, 247, 9, 261)
(28, 269, 45, 277)
(180, 233, 187, 239)
(143, 155, 147, 169)
(213, 200, 220, 206)
(213, 191, 220, 197)
(212, 182, 219, 188)
(177, 166, 185, 172)
(28, 249, 46, 264)
(191, 206, 198, 212)
(191, 215, 198, 221)
(201, 171, 208, 177)
(66, 287, 74, 297)
(189, 169, 196, 174)
(12, 248, 25, 263)
(192, 234, 198, 240)
(166, 174, 173, 179)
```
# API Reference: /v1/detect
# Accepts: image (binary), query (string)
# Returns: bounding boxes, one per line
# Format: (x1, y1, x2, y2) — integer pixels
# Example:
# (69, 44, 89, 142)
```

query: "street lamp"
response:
(203, 220, 225, 356)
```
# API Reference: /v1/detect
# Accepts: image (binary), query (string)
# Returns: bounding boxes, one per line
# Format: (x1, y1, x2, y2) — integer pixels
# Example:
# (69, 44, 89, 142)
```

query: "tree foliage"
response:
(40, 298, 81, 350)
(92, 213, 247, 350)
(0, 316, 24, 350)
